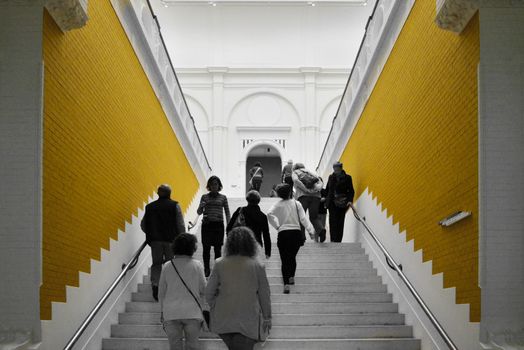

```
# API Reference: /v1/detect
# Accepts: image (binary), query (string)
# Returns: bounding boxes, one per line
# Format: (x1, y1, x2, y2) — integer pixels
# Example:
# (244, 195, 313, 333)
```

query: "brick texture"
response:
(340, 1, 480, 321)
(41, 2, 199, 320)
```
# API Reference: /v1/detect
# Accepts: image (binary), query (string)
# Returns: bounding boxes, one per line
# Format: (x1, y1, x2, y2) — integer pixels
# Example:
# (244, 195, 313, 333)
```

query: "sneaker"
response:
(283, 285, 290, 294)
(319, 229, 327, 243)
(289, 277, 295, 285)
(152, 285, 159, 302)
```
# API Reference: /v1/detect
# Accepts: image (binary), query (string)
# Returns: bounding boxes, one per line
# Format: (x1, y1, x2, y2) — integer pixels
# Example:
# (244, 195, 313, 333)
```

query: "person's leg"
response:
(213, 244, 222, 260)
(289, 230, 302, 279)
(328, 208, 337, 242)
(219, 333, 235, 349)
(150, 242, 163, 286)
(307, 197, 323, 241)
(163, 320, 184, 350)
(203, 244, 211, 276)
(318, 213, 327, 242)
(162, 241, 174, 262)
(181, 319, 202, 350)
(277, 232, 291, 285)
(336, 208, 347, 242)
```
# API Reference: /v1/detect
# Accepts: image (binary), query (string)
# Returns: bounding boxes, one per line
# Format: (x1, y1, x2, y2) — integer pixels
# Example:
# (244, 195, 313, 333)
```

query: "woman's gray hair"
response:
(224, 227, 259, 258)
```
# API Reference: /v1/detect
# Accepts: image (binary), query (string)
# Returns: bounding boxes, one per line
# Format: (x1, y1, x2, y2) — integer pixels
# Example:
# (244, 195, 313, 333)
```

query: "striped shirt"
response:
(197, 193, 231, 223)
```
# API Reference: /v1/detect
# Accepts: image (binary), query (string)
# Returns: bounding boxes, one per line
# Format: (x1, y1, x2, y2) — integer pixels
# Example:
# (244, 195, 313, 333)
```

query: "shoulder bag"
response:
(170, 260, 210, 329)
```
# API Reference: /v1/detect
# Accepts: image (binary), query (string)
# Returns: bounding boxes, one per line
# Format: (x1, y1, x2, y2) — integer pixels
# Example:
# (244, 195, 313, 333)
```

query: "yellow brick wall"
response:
(41, 3, 199, 320)
(341, 2, 480, 321)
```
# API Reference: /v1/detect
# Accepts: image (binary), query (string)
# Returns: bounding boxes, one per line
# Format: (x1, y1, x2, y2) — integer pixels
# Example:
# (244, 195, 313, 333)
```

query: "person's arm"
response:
(204, 263, 219, 308)
(141, 208, 151, 244)
(175, 203, 185, 235)
(347, 175, 355, 203)
(223, 196, 231, 223)
(197, 261, 207, 305)
(267, 205, 280, 230)
(226, 208, 239, 233)
(262, 214, 271, 258)
(296, 201, 315, 237)
(325, 176, 333, 208)
(197, 195, 206, 215)
(256, 263, 272, 321)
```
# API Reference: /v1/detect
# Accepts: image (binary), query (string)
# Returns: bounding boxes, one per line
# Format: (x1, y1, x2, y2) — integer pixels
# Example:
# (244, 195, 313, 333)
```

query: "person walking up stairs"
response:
(103, 197, 421, 350)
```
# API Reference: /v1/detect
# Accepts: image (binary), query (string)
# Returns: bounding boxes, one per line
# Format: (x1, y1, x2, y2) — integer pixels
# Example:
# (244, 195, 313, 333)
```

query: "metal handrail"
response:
(348, 203, 458, 350)
(316, 0, 380, 172)
(145, 0, 212, 172)
(63, 241, 148, 350)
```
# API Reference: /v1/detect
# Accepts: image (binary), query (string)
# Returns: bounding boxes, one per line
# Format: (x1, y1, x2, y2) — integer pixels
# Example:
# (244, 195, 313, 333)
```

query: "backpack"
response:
(231, 207, 246, 229)
(296, 169, 319, 189)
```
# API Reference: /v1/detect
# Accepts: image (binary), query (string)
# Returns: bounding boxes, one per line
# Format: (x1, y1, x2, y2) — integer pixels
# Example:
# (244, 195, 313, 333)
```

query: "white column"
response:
(301, 68, 321, 169)
(478, 3, 524, 346)
(209, 68, 228, 179)
(0, 0, 44, 344)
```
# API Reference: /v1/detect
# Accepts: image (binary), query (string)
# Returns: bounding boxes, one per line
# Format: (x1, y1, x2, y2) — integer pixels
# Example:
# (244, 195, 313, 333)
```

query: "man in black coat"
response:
(141, 184, 185, 301)
(325, 162, 355, 242)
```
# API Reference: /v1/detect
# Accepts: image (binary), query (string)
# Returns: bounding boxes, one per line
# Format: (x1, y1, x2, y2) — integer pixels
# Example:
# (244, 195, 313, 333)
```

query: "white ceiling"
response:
(151, 0, 375, 69)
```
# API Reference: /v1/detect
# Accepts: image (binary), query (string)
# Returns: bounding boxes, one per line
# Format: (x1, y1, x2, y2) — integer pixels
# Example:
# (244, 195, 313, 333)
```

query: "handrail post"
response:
(349, 203, 459, 350)
(63, 241, 147, 350)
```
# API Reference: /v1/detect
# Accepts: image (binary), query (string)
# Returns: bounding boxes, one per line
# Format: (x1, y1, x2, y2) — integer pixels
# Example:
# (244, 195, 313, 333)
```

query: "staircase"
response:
(102, 198, 420, 349)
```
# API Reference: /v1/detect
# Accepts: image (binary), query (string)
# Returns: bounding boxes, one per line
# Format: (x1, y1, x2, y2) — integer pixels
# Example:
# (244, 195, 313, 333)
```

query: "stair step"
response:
(132, 291, 392, 303)
(125, 302, 398, 314)
(142, 275, 382, 285)
(136, 282, 387, 294)
(264, 268, 378, 277)
(111, 324, 413, 339)
(119, 312, 405, 326)
(102, 337, 421, 350)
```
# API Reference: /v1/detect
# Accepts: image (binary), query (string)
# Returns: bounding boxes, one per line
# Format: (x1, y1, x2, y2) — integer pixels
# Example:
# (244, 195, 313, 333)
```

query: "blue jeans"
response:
(219, 333, 256, 350)
(163, 319, 201, 350)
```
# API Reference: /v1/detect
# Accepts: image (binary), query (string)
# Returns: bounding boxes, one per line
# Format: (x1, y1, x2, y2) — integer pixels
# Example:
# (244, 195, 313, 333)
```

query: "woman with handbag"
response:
(158, 233, 207, 350)
(205, 227, 272, 350)
(267, 184, 315, 294)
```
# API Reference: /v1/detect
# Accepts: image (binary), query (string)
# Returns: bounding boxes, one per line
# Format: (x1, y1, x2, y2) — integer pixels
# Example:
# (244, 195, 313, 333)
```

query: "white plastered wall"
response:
(39, 189, 205, 350)
(344, 189, 481, 350)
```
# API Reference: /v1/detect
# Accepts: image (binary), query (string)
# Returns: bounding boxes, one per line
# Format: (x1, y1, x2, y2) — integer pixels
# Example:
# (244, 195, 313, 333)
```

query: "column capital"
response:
(45, 0, 88, 32)
(435, 0, 478, 33)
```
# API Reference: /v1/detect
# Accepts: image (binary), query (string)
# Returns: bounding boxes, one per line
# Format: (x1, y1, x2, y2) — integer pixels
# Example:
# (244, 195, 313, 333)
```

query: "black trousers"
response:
(277, 230, 302, 284)
(328, 206, 347, 242)
(250, 178, 262, 192)
(203, 244, 222, 271)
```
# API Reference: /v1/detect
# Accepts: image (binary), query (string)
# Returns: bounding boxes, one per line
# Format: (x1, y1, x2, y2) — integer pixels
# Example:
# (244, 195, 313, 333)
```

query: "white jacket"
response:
(267, 199, 315, 235)
(292, 168, 323, 199)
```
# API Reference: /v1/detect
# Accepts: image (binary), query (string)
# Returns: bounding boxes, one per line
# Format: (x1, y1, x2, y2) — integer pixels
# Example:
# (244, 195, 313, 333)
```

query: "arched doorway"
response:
(246, 144, 282, 197)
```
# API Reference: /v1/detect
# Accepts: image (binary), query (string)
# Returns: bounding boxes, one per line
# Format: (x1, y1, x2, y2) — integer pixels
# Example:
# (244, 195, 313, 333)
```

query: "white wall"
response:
(478, 3, 524, 347)
(0, 1, 44, 346)
(175, 68, 348, 196)
(346, 189, 481, 350)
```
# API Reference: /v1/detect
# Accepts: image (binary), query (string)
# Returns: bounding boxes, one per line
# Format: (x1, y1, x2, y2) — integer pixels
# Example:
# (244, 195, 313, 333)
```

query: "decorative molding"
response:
(317, 0, 417, 177)
(236, 126, 292, 132)
(177, 66, 351, 75)
(45, 0, 88, 31)
(435, 0, 479, 33)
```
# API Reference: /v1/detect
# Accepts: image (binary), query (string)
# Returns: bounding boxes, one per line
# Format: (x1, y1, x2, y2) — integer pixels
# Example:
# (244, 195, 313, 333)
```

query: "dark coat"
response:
(325, 171, 355, 209)
(141, 198, 185, 243)
(226, 204, 272, 257)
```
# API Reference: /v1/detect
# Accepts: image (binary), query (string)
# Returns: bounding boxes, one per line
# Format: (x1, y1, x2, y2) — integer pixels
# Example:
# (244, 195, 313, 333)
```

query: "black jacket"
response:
(141, 198, 185, 243)
(227, 204, 272, 257)
(325, 171, 355, 209)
